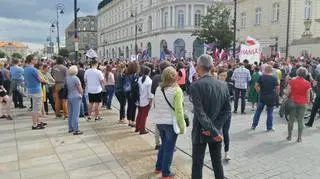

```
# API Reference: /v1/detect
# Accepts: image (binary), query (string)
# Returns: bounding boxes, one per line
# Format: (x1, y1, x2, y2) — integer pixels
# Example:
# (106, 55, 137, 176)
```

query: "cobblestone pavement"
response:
(0, 104, 211, 179)
(113, 97, 320, 179)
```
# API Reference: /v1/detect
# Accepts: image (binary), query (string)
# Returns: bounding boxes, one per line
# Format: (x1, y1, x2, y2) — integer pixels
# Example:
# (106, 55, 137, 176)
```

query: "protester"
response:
(115, 63, 127, 123)
(153, 66, 185, 179)
(190, 54, 231, 179)
(77, 63, 88, 117)
(0, 68, 12, 120)
(1, 63, 11, 93)
(123, 61, 140, 127)
(104, 64, 115, 110)
(217, 68, 232, 161)
(135, 66, 153, 135)
(67, 65, 83, 135)
(287, 67, 311, 142)
(52, 56, 68, 119)
(248, 66, 261, 110)
(176, 62, 186, 91)
(41, 64, 55, 115)
(10, 58, 25, 108)
(251, 65, 279, 131)
(151, 61, 171, 150)
(24, 55, 46, 130)
(305, 73, 320, 127)
(231, 62, 251, 114)
(84, 59, 104, 121)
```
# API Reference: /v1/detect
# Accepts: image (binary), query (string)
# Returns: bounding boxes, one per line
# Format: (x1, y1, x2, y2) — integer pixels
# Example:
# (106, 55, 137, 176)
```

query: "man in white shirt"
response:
(84, 59, 104, 121)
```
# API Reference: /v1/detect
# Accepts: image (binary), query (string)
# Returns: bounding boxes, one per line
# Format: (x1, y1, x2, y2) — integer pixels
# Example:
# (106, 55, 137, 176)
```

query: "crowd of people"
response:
(1, 52, 320, 179)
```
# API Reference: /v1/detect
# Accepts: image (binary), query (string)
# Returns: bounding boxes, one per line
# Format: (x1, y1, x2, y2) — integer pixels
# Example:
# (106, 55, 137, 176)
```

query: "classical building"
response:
(0, 41, 28, 58)
(97, 0, 230, 60)
(236, 0, 320, 57)
(65, 15, 98, 58)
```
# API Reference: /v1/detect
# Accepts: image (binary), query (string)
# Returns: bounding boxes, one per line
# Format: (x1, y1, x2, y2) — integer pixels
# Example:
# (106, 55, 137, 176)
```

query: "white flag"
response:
(86, 49, 98, 59)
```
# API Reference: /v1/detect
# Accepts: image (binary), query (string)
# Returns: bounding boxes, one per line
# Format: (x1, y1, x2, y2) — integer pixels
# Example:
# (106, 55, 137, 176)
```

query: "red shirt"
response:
(289, 77, 311, 104)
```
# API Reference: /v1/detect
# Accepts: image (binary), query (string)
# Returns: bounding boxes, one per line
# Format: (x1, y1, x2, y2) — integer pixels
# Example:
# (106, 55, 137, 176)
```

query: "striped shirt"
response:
(231, 66, 251, 89)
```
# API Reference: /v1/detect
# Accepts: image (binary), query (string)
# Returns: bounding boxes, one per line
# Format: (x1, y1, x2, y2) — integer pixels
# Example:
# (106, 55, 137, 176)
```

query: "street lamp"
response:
(74, 0, 80, 61)
(233, 0, 237, 58)
(55, 3, 65, 51)
(131, 11, 142, 56)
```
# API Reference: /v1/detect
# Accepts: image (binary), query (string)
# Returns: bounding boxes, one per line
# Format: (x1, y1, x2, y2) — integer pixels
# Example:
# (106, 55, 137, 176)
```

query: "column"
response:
(172, 6, 175, 27)
(159, 9, 162, 29)
(191, 4, 194, 26)
(168, 6, 172, 27)
(204, 5, 207, 15)
(186, 4, 189, 27)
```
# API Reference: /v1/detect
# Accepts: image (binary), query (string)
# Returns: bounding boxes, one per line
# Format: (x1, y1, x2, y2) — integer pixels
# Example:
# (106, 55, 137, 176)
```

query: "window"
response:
(255, 8, 262, 25)
(163, 12, 168, 28)
(149, 0, 152, 6)
(272, 3, 280, 22)
(148, 16, 152, 31)
(177, 10, 184, 28)
(304, 0, 312, 19)
(240, 12, 246, 29)
(195, 10, 201, 27)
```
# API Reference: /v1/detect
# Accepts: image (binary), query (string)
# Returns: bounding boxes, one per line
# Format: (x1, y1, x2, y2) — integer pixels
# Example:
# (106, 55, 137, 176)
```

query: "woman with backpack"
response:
(135, 66, 153, 135)
(115, 63, 127, 123)
(123, 61, 140, 127)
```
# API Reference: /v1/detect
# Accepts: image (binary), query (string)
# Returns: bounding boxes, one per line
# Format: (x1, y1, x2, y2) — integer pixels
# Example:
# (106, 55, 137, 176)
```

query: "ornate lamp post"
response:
(131, 10, 143, 56)
(55, 3, 65, 51)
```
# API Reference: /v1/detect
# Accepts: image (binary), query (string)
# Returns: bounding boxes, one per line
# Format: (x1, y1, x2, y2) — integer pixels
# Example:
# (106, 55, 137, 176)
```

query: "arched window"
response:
(195, 10, 201, 27)
(272, 3, 280, 22)
(240, 12, 246, 29)
(147, 42, 152, 57)
(177, 10, 184, 28)
(255, 8, 262, 25)
(174, 39, 185, 59)
(304, 0, 312, 19)
(125, 46, 129, 58)
(193, 39, 204, 58)
(148, 16, 152, 31)
(163, 12, 168, 28)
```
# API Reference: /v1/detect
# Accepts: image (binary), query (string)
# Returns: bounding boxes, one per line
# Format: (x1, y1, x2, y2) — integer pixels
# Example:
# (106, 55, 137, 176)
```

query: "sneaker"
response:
(40, 122, 47, 126)
(155, 169, 161, 174)
(305, 123, 312, 127)
(233, 111, 237, 114)
(241, 112, 246, 115)
(161, 173, 175, 179)
(155, 145, 161, 150)
(32, 124, 45, 130)
(251, 126, 256, 130)
(140, 131, 149, 135)
(267, 128, 275, 132)
(73, 131, 83, 135)
(224, 152, 231, 161)
(19, 105, 27, 109)
(56, 114, 62, 118)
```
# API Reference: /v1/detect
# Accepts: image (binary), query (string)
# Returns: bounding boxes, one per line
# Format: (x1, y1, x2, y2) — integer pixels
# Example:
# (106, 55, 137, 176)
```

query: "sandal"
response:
(95, 117, 102, 122)
(73, 131, 83, 135)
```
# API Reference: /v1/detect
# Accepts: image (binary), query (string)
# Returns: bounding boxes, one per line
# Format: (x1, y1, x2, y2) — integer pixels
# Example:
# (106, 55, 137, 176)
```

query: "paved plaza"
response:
(1, 98, 320, 179)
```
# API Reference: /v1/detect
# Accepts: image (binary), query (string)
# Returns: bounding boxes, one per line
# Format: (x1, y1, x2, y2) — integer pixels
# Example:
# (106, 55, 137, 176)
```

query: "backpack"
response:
(123, 74, 140, 103)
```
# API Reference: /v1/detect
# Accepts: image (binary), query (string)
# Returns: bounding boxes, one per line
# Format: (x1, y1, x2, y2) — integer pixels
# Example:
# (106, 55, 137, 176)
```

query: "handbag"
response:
(161, 88, 190, 127)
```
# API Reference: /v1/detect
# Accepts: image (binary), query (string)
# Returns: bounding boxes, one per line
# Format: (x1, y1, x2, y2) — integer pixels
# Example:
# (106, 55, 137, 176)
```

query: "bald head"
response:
(197, 54, 213, 72)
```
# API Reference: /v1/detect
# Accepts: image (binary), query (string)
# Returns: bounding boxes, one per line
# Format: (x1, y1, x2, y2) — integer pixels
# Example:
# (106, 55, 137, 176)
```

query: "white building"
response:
(236, 0, 320, 57)
(97, 0, 230, 60)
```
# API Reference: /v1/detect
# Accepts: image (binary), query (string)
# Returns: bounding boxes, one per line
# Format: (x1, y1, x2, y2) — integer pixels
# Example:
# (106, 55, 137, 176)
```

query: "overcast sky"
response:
(0, 0, 100, 50)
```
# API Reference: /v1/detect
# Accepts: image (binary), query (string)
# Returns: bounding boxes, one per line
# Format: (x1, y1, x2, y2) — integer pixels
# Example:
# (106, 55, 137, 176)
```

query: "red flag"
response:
(215, 48, 220, 60)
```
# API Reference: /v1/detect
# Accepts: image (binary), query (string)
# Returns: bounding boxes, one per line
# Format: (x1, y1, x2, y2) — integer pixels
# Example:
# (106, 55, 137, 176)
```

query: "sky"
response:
(0, 0, 100, 50)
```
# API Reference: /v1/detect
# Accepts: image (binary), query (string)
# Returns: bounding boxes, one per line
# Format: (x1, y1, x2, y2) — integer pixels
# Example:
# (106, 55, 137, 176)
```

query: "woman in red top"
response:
(287, 67, 311, 143)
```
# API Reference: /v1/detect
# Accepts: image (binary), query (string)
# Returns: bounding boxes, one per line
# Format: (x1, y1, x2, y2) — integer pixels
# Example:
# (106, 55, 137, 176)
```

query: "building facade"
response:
(0, 41, 28, 58)
(65, 15, 98, 58)
(236, 0, 320, 57)
(97, 0, 229, 60)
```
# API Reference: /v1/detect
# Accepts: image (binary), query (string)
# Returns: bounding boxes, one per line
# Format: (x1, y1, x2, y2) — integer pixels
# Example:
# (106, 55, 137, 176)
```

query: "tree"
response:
(11, 52, 22, 59)
(192, 3, 234, 50)
(58, 48, 69, 58)
(0, 50, 5, 58)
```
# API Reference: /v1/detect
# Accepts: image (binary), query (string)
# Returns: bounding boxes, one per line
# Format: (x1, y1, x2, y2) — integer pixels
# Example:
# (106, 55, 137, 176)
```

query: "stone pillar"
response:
(191, 4, 194, 26)
(169, 6, 172, 27)
(172, 6, 175, 27)
(186, 4, 189, 27)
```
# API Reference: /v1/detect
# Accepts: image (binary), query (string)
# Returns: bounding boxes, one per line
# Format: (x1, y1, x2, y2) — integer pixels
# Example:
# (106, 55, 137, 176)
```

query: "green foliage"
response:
(0, 50, 5, 58)
(11, 52, 22, 59)
(192, 3, 234, 49)
(58, 48, 69, 58)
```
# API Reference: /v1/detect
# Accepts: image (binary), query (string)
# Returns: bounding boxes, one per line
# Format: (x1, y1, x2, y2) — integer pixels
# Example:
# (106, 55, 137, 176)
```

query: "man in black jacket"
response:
(190, 54, 231, 179)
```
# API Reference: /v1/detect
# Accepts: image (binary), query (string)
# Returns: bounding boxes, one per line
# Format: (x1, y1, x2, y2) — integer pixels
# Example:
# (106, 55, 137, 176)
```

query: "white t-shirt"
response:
(84, 68, 104, 94)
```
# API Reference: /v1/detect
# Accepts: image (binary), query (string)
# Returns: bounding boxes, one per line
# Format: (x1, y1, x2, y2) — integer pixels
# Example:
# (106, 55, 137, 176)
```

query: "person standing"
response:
(84, 59, 104, 121)
(67, 65, 83, 135)
(41, 64, 55, 115)
(251, 65, 279, 131)
(305, 73, 320, 127)
(135, 66, 153, 135)
(190, 55, 231, 179)
(287, 67, 311, 142)
(153, 66, 186, 179)
(151, 61, 171, 150)
(248, 66, 261, 110)
(77, 63, 88, 117)
(24, 55, 46, 130)
(52, 57, 68, 119)
(10, 59, 26, 108)
(104, 65, 115, 110)
(176, 62, 186, 91)
(115, 63, 127, 123)
(231, 62, 251, 114)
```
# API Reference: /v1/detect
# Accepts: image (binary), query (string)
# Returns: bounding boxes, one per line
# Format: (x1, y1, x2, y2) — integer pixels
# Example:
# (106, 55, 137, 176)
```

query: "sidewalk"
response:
(0, 107, 212, 179)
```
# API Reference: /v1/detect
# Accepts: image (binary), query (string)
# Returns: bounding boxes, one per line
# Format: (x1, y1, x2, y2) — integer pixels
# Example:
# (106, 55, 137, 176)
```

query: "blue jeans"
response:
(155, 124, 178, 177)
(252, 102, 274, 130)
(80, 91, 88, 116)
(68, 96, 82, 131)
(105, 85, 115, 108)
